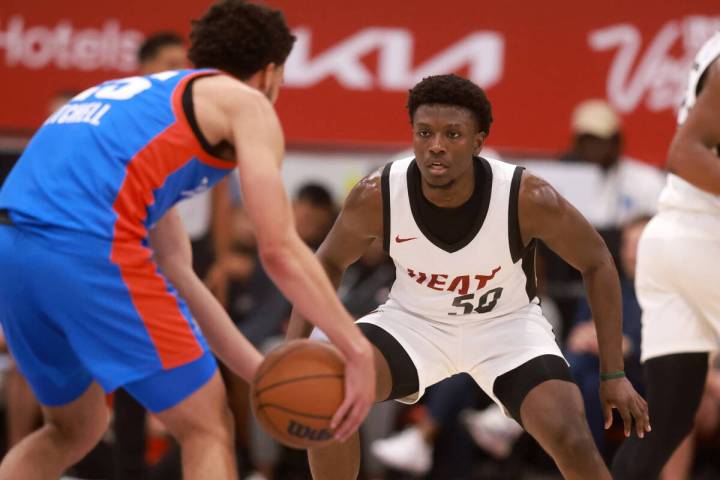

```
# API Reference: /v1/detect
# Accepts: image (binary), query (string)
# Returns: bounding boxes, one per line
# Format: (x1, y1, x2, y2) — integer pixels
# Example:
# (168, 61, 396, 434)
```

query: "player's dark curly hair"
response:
(407, 74, 493, 135)
(188, 0, 296, 80)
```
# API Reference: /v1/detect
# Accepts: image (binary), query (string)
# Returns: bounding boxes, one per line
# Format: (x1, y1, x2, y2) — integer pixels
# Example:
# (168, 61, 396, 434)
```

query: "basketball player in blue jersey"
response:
(287, 74, 650, 480)
(0, 2, 375, 479)
(612, 30, 720, 479)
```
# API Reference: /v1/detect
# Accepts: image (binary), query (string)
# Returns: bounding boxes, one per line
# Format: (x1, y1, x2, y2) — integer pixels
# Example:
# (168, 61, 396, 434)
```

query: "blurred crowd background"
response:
(0, 1, 719, 479)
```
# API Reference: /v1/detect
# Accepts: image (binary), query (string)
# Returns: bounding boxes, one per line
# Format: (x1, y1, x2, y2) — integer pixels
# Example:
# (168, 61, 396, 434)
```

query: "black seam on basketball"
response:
(257, 406, 290, 441)
(254, 373, 344, 396)
(254, 351, 294, 387)
(255, 403, 333, 420)
(254, 345, 339, 387)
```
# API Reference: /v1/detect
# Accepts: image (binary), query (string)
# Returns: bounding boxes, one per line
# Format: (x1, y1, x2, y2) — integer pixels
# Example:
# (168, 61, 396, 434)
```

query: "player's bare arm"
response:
(667, 58, 720, 194)
(286, 168, 384, 339)
(151, 208, 264, 381)
(518, 172, 650, 438)
(195, 75, 376, 440)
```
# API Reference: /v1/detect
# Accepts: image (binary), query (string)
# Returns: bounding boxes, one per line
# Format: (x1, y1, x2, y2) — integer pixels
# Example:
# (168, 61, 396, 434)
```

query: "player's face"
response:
(412, 104, 485, 189)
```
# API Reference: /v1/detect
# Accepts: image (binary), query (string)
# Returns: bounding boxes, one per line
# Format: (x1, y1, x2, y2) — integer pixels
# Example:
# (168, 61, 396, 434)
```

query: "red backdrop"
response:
(0, 1, 718, 164)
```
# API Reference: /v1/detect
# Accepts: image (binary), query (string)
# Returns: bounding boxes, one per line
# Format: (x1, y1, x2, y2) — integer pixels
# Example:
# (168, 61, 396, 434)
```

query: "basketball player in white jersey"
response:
(611, 30, 720, 479)
(287, 74, 649, 480)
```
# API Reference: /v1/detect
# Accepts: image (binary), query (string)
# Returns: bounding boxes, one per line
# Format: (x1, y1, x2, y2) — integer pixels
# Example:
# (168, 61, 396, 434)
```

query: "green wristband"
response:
(600, 371, 626, 381)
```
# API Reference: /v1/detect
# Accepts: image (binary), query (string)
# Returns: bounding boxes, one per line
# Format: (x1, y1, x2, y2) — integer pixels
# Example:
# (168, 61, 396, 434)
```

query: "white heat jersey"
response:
(381, 156, 537, 324)
(658, 30, 720, 214)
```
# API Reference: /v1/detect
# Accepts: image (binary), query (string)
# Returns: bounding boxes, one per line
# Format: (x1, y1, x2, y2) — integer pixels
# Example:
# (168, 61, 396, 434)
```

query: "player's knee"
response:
(47, 407, 109, 459)
(176, 403, 235, 447)
(542, 417, 594, 456)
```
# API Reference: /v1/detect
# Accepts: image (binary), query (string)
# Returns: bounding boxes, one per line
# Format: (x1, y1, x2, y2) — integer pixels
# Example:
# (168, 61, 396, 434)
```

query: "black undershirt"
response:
(416, 158, 484, 245)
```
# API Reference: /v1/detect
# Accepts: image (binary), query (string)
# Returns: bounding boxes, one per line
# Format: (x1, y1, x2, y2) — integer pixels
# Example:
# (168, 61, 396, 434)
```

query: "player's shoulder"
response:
(518, 170, 563, 214)
(193, 73, 269, 112)
(338, 165, 385, 237)
(345, 165, 384, 212)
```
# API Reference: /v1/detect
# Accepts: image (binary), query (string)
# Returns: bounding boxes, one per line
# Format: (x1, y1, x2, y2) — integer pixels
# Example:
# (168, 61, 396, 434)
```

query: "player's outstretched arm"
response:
(285, 169, 384, 340)
(214, 81, 375, 440)
(518, 172, 651, 438)
(150, 207, 263, 381)
(668, 59, 720, 194)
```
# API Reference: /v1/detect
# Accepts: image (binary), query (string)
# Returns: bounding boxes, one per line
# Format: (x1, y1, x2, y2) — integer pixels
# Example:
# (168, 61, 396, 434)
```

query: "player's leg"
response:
(612, 225, 719, 478)
(0, 227, 108, 479)
(467, 305, 608, 479)
(124, 351, 237, 480)
(514, 373, 608, 479)
(611, 353, 708, 479)
(0, 382, 108, 480)
(306, 305, 454, 480)
(5, 365, 41, 447)
(308, 328, 394, 480)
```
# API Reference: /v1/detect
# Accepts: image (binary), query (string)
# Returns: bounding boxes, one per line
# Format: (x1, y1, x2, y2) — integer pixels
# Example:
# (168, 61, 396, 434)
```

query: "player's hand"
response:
(331, 340, 376, 442)
(600, 377, 651, 438)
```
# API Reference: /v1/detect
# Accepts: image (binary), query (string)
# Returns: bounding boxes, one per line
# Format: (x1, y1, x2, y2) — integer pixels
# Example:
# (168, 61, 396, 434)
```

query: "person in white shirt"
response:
(560, 99, 666, 230)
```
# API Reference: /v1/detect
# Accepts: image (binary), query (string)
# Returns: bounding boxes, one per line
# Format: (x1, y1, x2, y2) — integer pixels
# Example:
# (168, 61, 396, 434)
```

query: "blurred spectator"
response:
(338, 239, 394, 319)
(564, 215, 649, 457)
(544, 100, 665, 344)
(47, 90, 81, 117)
(560, 99, 665, 230)
(137, 32, 189, 73)
(236, 183, 336, 349)
(292, 183, 338, 249)
(222, 206, 258, 327)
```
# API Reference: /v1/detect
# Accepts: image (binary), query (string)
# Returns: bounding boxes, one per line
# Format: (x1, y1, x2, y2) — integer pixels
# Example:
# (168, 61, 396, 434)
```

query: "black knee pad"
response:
(493, 354, 573, 425)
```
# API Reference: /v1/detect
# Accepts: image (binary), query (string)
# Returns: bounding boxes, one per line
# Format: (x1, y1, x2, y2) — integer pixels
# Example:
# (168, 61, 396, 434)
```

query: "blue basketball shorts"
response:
(0, 224, 217, 412)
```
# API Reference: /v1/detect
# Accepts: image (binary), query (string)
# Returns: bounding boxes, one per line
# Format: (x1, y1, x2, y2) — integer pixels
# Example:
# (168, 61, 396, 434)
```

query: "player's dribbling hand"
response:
(600, 377, 651, 438)
(331, 340, 376, 442)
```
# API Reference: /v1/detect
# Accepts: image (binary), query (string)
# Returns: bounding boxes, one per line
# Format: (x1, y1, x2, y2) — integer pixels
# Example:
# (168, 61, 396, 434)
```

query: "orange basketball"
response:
(251, 339, 345, 449)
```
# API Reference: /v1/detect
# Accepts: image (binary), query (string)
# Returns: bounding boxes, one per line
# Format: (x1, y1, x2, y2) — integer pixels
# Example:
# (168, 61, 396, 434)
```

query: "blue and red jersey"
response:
(0, 69, 236, 374)
(0, 69, 234, 253)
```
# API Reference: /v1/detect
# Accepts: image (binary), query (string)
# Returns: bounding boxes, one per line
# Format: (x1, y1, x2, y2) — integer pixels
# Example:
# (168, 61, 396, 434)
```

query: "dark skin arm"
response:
(519, 172, 650, 438)
(286, 169, 383, 339)
(667, 58, 720, 194)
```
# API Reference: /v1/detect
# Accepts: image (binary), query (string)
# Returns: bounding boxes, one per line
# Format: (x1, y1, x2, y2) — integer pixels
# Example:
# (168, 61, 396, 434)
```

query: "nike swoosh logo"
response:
(395, 235, 418, 243)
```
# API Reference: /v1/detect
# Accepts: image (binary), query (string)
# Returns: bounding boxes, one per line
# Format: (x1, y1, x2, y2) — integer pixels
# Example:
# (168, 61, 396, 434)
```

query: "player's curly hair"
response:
(188, 0, 296, 80)
(407, 74, 493, 135)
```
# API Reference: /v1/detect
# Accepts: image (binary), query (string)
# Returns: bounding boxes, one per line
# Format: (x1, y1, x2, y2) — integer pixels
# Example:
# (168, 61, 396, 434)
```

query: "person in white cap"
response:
(560, 99, 665, 230)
